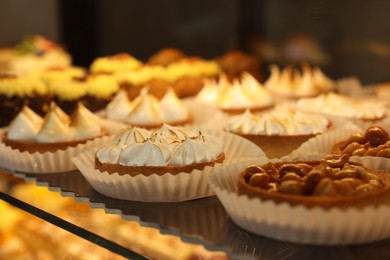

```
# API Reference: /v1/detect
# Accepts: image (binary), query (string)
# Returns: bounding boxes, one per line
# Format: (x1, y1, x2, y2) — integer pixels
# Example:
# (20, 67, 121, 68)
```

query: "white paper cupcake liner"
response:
(208, 156, 390, 245)
(182, 98, 225, 128)
(72, 129, 266, 202)
(0, 129, 114, 173)
(283, 127, 363, 160)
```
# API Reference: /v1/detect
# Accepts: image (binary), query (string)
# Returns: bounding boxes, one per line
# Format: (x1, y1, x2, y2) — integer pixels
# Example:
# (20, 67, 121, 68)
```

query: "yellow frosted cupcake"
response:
(0, 73, 49, 127)
(90, 53, 142, 74)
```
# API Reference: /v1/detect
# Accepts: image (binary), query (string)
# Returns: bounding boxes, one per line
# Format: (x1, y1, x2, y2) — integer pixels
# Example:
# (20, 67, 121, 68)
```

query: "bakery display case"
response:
(1, 0, 390, 259)
(1, 167, 390, 259)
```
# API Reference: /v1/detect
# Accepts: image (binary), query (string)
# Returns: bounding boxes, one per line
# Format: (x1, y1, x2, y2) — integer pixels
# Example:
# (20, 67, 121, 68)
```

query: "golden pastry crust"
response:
(2, 130, 107, 153)
(239, 133, 316, 158)
(231, 121, 332, 158)
(238, 155, 390, 208)
(95, 153, 225, 176)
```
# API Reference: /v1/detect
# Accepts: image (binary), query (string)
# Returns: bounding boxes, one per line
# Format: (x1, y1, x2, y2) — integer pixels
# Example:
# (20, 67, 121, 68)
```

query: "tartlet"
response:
(95, 124, 225, 176)
(264, 63, 334, 99)
(224, 107, 331, 158)
(208, 154, 390, 245)
(2, 102, 106, 153)
(105, 87, 193, 129)
(331, 126, 390, 158)
(195, 72, 274, 114)
(296, 92, 388, 127)
(238, 154, 390, 208)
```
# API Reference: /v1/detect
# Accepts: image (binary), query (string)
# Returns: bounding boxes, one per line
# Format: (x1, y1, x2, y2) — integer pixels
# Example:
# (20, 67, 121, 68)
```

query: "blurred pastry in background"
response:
(147, 48, 185, 66)
(196, 72, 274, 114)
(90, 52, 143, 74)
(264, 63, 334, 99)
(216, 50, 263, 82)
(0, 35, 72, 74)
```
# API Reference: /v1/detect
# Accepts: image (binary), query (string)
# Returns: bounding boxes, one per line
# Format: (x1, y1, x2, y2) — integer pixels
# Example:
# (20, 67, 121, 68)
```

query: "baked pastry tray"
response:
(2, 167, 390, 259)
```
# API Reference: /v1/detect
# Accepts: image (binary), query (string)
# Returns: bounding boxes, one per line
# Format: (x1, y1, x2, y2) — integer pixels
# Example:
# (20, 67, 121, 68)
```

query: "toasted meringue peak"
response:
(265, 64, 334, 98)
(7, 106, 43, 141)
(196, 73, 273, 110)
(70, 103, 102, 140)
(97, 125, 224, 167)
(224, 107, 330, 135)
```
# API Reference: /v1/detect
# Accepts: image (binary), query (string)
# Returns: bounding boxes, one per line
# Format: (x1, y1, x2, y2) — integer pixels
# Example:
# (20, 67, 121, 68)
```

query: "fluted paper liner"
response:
(72, 129, 266, 202)
(0, 131, 113, 173)
(208, 156, 390, 245)
(283, 124, 390, 161)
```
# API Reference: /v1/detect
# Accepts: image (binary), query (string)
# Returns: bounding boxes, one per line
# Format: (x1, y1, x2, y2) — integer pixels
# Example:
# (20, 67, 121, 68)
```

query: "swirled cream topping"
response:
(105, 88, 190, 126)
(196, 73, 274, 110)
(296, 92, 387, 120)
(264, 64, 334, 98)
(7, 106, 43, 141)
(224, 107, 330, 135)
(7, 102, 104, 144)
(96, 124, 224, 167)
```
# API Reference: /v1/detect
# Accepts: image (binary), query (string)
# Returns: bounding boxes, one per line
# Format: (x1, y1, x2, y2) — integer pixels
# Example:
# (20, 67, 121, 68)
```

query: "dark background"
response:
(1, 0, 389, 84)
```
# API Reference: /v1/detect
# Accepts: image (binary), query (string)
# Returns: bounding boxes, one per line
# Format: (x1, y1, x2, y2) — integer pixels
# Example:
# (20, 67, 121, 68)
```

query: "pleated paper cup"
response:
(0, 130, 113, 173)
(182, 98, 225, 128)
(283, 127, 363, 160)
(72, 129, 266, 202)
(208, 156, 390, 245)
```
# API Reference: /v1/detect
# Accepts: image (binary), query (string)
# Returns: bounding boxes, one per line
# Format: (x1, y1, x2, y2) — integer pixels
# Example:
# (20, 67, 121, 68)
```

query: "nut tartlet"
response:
(238, 154, 390, 208)
(331, 126, 390, 158)
(95, 124, 225, 176)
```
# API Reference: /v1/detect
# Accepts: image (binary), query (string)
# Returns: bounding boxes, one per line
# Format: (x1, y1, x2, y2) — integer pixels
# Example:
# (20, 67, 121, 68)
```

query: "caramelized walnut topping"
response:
(241, 155, 385, 197)
(332, 126, 390, 158)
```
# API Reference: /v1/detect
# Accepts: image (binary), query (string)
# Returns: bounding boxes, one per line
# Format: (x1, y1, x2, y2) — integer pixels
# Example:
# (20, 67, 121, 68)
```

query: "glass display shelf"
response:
(1, 167, 390, 260)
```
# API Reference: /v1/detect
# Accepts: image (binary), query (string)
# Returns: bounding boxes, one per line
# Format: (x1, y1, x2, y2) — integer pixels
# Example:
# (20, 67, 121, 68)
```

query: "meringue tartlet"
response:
(296, 92, 387, 122)
(105, 87, 193, 129)
(264, 64, 334, 99)
(95, 124, 225, 176)
(224, 107, 331, 158)
(2, 102, 106, 153)
(195, 73, 274, 114)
